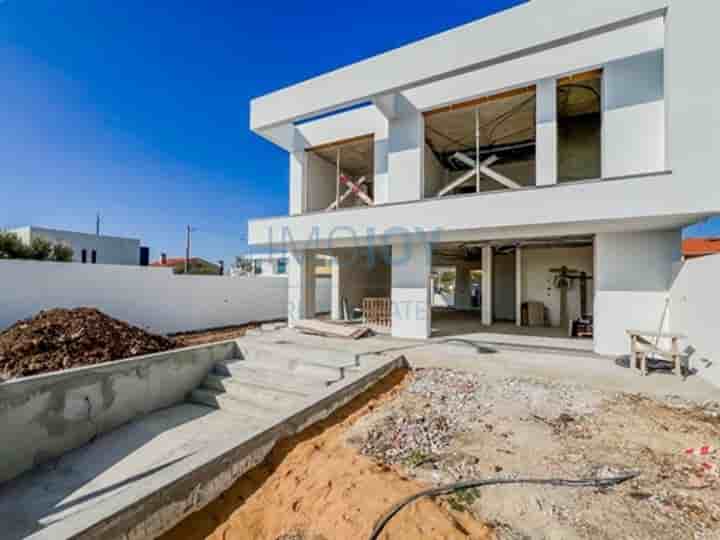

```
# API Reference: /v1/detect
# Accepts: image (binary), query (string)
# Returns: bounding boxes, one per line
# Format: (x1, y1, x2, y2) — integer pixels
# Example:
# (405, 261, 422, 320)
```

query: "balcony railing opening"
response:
(424, 86, 537, 198)
(305, 134, 375, 213)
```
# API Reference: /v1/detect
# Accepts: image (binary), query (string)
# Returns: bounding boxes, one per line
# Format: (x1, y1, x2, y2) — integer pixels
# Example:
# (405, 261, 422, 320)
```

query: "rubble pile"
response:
(360, 369, 490, 464)
(0, 308, 176, 379)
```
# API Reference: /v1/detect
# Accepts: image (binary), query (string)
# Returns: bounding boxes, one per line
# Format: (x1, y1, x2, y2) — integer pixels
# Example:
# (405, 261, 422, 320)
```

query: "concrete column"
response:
(330, 255, 347, 321)
(288, 251, 316, 325)
(516, 247, 523, 326)
(289, 150, 306, 215)
(454, 264, 472, 310)
(482, 246, 493, 326)
(391, 241, 431, 339)
(387, 96, 424, 203)
(373, 119, 390, 205)
(536, 78, 558, 187)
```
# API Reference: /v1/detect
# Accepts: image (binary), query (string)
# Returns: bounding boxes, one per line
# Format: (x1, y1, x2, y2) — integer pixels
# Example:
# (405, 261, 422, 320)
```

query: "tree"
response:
(0, 232, 30, 259)
(0, 231, 74, 262)
(51, 243, 74, 262)
(29, 237, 52, 260)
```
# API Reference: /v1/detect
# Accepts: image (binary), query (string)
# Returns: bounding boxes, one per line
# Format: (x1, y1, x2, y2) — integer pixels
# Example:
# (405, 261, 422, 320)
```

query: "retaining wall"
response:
(0, 341, 238, 484)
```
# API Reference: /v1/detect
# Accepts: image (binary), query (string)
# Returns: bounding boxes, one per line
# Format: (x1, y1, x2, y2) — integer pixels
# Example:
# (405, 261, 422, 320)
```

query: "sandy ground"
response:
(161, 369, 495, 540)
(351, 368, 720, 540)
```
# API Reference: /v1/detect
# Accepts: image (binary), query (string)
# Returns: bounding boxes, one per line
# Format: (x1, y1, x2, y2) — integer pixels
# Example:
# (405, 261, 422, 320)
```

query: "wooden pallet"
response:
(363, 298, 391, 329)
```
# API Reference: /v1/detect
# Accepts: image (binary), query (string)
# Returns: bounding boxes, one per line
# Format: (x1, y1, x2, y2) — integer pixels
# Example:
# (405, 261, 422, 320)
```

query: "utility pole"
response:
(185, 225, 192, 274)
(96, 213, 101, 236)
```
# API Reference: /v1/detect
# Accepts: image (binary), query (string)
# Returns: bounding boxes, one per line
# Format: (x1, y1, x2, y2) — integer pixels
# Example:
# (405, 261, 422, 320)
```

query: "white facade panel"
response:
(603, 50, 665, 178)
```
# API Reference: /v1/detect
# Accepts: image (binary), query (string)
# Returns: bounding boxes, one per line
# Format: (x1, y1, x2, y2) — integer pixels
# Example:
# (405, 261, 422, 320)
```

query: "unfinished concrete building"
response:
(248, 0, 719, 356)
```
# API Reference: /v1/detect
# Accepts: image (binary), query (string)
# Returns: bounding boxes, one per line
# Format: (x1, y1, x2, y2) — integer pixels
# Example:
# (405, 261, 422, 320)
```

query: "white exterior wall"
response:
(594, 230, 680, 355)
(11, 227, 140, 266)
(521, 246, 594, 327)
(391, 242, 431, 339)
(0, 260, 331, 334)
(603, 49, 665, 178)
(670, 254, 720, 388)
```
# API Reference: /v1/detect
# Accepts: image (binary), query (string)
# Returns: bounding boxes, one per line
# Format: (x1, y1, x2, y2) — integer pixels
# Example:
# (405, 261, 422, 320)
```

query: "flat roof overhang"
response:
(250, 0, 668, 133)
(248, 171, 716, 250)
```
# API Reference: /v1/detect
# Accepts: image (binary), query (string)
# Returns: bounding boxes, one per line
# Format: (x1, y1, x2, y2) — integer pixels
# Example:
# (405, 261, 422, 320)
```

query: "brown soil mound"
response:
(0, 308, 176, 379)
(161, 369, 494, 540)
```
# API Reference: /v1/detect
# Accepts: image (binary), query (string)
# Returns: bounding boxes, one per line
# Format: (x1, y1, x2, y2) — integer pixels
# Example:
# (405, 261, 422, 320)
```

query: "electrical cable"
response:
(368, 472, 640, 540)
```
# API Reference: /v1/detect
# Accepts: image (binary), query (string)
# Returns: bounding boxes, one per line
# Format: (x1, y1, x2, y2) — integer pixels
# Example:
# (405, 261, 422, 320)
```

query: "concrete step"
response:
(189, 388, 296, 418)
(217, 357, 343, 384)
(199, 377, 312, 405)
(238, 343, 360, 370)
(202, 373, 316, 397)
(213, 360, 328, 393)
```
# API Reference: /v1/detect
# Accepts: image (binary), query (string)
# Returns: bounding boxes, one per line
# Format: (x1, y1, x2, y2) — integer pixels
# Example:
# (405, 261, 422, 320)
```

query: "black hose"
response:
(368, 472, 639, 540)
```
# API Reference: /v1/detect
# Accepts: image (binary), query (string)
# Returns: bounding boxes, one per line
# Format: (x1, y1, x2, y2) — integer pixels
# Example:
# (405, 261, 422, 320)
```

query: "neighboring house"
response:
(683, 238, 720, 260)
(150, 254, 222, 275)
(247, 1, 719, 356)
(9, 226, 143, 266)
(231, 253, 331, 278)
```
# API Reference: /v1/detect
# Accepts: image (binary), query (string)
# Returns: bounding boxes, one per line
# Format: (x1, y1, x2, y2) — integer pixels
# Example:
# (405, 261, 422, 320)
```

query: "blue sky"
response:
(1, 1, 715, 265)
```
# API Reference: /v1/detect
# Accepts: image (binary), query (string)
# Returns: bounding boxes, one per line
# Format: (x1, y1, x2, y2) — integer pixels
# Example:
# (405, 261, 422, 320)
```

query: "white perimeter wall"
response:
(0, 260, 330, 334)
(670, 254, 720, 388)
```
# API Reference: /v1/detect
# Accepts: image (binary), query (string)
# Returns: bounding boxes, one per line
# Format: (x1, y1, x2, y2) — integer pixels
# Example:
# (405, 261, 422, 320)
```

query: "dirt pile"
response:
(0, 308, 176, 379)
(161, 369, 495, 540)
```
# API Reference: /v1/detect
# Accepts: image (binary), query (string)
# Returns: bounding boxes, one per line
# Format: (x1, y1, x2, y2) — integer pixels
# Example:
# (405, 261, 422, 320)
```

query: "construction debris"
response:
(350, 368, 720, 539)
(294, 319, 371, 339)
(0, 308, 176, 379)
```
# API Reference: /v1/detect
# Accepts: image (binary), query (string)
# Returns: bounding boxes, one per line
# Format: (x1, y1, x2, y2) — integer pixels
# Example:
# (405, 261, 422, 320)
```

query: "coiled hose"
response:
(369, 472, 639, 540)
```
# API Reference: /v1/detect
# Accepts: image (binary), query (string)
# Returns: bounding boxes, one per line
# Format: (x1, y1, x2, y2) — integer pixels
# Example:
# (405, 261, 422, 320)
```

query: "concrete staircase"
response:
(189, 343, 362, 418)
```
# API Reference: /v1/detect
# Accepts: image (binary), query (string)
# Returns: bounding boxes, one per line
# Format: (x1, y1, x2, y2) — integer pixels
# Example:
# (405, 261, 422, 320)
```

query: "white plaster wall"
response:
(603, 49, 665, 178)
(521, 246, 594, 327)
(306, 151, 338, 212)
(593, 230, 680, 355)
(670, 255, 720, 388)
(0, 260, 330, 334)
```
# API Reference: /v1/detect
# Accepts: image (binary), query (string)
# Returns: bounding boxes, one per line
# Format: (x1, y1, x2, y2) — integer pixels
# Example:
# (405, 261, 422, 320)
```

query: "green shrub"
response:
(0, 231, 74, 262)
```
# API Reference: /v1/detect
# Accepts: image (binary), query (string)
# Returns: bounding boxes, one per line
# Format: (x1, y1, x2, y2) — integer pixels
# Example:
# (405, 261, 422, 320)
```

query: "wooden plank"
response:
(423, 86, 536, 118)
(305, 133, 374, 153)
(558, 69, 603, 85)
(437, 155, 498, 197)
(294, 319, 370, 339)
